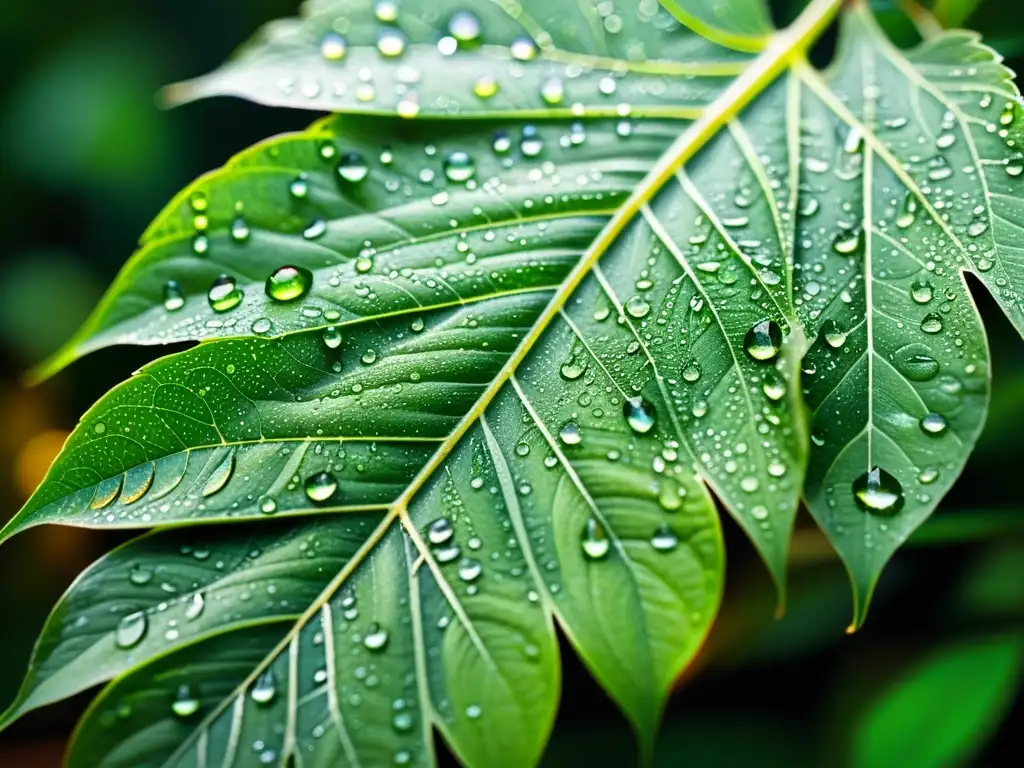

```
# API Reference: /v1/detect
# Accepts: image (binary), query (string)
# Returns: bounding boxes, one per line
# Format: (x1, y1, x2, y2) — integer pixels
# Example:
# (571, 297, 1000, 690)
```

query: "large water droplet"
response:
(458, 558, 483, 582)
(510, 37, 537, 61)
(762, 371, 787, 401)
(443, 151, 476, 182)
(337, 152, 369, 183)
(559, 421, 582, 446)
(115, 611, 148, 649)
(852, 467, 904, 516)
(650, 525, 678, 552)
(581, 518, 610, 560)
(447, 11, 481, 46)
(910, 278, 933, 304)
(323, 326, 342, 349)
(208, 275, 243, 313)
(305, 472, 338, 504)
(822, 319, 847, 349)
(920, 313, 943, 334)
(920, 412, 947, 435)
(251, 670, 277, 705)
(265, 265, 313, 302)
(520, 125, 543, 157)
(744, 319, 782, 362)
(163, 281, 185, 312)
(364, 623, 390, 651)
(623, 396, 656, 434)
(320, 32, 347, 61)
(427, 518, 454, 545)
(376, 27, 407, 57)
(172, 685, 200, 718)
(202, 451, 235, 497)
(832, 228, 863, 255)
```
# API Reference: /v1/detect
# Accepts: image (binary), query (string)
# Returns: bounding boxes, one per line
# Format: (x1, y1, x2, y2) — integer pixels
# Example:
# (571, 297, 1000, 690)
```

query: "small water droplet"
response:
(443, 151, 475, 182)
(185, 593, 205, 620)
(320, 32, 347, 61)
(650, 525, 678, 552)
(376, 27, 407, 57)
(681, 359, 701, 382)
(323, 326, 342, 349)
(920, 412, 947, 435)
(364, 623, 390, 651)
(163, 281, 185, 312)
(458, 558, 483, 582)
(427, 518, 454, 545)
(251, 670, 276, 705)
(558, 421, 582, 446)
(510, 37, 537, 61)
(920, 313, 943, 334)
(625, 295, 650, 318)
(762, 371, 786, 401)
(520, 125, 543, 157)
(910, 278, 933, 304)
(832, 228, 863, 255)
(822, 319, 847, 348)
(337, 152, 369, 183)
(172, 685, 200, 718)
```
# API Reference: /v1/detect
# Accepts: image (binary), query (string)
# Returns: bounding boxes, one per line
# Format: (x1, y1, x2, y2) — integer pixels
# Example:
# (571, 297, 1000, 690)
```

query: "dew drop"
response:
(427, 518, 454, 545)
(559, 421, 582, 446)
(650, 524, 678, 552)
(744, 319, 782, 362)
(323, 326, 342, 349)
(510, 37, 537, 61)
(163, 281, 185, 312)
(581, 518, 610, 560)
(207, 275, 243, 313)
(115, 611, 148, 649)
(202, 451, 236, 497)
(320, 32, 347, 61)
(910, 278, 933, 304)
(920, 313, 943, 334)
(265, 265, 313, 303)
(376, 27, 407, 57)
(681, 359, 701, 382)
(832, 228, 863, 255)
(251, 670, 277, 705)
(821, 318, 847, 349)
(304, 472, 338, 504)
(259, 495, 278, 515)
(625, 295, 650, 318)
(443, 151, 476, 182)
(762, 371, 787, 401)
(230, 217, 251, 243)
(623, 396, 656, 435)
(172, 685, 200, 718)
(852, 467, 904, 516)
(364, 623, 390, 651)
(920, 412, 947, 435)
(338, 152, 370, 183)
(458, 558, 483, 582)
(520, 125, 543, 157)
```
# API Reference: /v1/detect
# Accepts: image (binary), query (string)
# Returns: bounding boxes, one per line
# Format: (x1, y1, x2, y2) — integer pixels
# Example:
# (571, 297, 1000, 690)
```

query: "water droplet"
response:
(581, 518, 610, 560)
(650, 525, 678, 552)
(202, 451, 235, 497)
(510, 37, 537, 61)
(540, 76, 564, 105)
(304, 472, 338, 504)
(251, 670, 276, 705)
(520, 125, 543, 157)
(920, 313, 943, 334)
(920, 412, 947, 435)
(896, 194, 917, 228)
(185, 593, 205, 621)
(559, 421, 582, 445)
(427, 518, 454, 545)
(852, 467, 904, 516)
(258, 495, 278, 515)
(265, 265, 313, 303)
(466, 704, 482, 720)
(473, 74, 498, 99)
(681, 359, 701, 382)
(744, 319, 782, 362)
(90, 475, 122, 509)
(374, 0, 399, 22)
(364, 623, 390, 651)
(623, 396, 656, 435)
(447, 10, 481, 45)
(115, 611, 148, 649)
(289, 175, 309, 199)
(832, 228, 863, 255)
(625, 295, 650, 318)
(230, 217, 251, 243)
(443, 151, 475, 182)
(338, 152, 369, 183)
(895, 346, 940, 381)
(822, 319, 847, 349)
(320, 32, 347, 61)
(323, 326, 342, 349)
(163, 281, 185, 312)
(376, 27, 407, 57)
(207, 275, 243, 313)
(910, 278, 933, 304)
(172, 685, 200, 718)
(762, 371, 786, 401)
(560, 358, 585, 380)
(492, 131, 512, 154)
(458, 558, 483, 582)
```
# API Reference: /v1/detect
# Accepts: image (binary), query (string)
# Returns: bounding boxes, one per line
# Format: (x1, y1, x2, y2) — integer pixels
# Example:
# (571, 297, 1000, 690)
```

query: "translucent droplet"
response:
(520, 125, 543, 157)
(540, 76, 564, 105)
(920, 313, 943, 334)
(458, 558, 483, 582)
(896, 194, 917, 229)
(744, 319, 782, 362)
(207, 275, 243, 313)
(559, 421, 582, 445)
(762, 371, 786, 401)
(230, 217, 251, 243)
(265, 265, 313, 303)
(473, 74, 498, 99)
(251, 670, 276, 705)
(852, 467, 904, 516)
(185, 592, 205, 621)
(90, 475, 123, 510)
(289, 175, 309, 199)
(910, 278, 933, 304)
(303, 219, 327, 240)
(376, 27, 407, 57)
(427, 518, 454, 545)
(320, 32, 347, 61)
(337, 152, 369, 183)
(650, 525, 678, 552)
(163, 281, 185, 312)
(202, 451, 235, 497)
(623, 396, 656, 435)
(560, 358, 585, 380)
(323, 326, 342, 349)
(172, 685, 200, 718)
(625, 295, 650, 318)
(364, 623, 390, 651)
(920, 412, 947, 435)
(258, 495, 278, 515)
(681, 359, 701, 382)
(447, 11, 481, 45)
(115, 611, 148, 649)
(510, 37, 537, 61)
(832, 228, 863, 255)
(492, 131, 512, 154)
(822, 318, 847, 349)
(581, 518, 610, 560)
(443, 151, 475, 182)
(304, 472, 338, 504)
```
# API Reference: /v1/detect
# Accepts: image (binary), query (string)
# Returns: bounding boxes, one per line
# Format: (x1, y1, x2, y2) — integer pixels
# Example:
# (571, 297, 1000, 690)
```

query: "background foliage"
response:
(0, 0, 1021, 765)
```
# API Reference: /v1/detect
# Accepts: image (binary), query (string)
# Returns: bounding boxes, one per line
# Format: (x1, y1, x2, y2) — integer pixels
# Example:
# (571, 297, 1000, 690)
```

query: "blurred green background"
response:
(0, 1, 1020, 765)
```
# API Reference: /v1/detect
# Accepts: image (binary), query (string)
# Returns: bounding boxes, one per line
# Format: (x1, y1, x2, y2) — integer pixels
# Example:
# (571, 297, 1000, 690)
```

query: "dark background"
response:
(0, 1, 1021, 765)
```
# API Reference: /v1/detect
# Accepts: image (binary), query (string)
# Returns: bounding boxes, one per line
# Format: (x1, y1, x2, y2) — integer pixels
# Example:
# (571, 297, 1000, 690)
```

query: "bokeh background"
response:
(0, 1, 1021, 765)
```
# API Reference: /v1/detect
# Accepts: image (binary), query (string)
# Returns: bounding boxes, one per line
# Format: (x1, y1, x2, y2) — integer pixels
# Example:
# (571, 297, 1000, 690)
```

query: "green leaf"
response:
(661, 0, 775, 51)
(165, 0, 756, 118)
(8, 0, 1024, 764)
(794, 8, 1024, 628)
(850, 636, 1024, 768)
